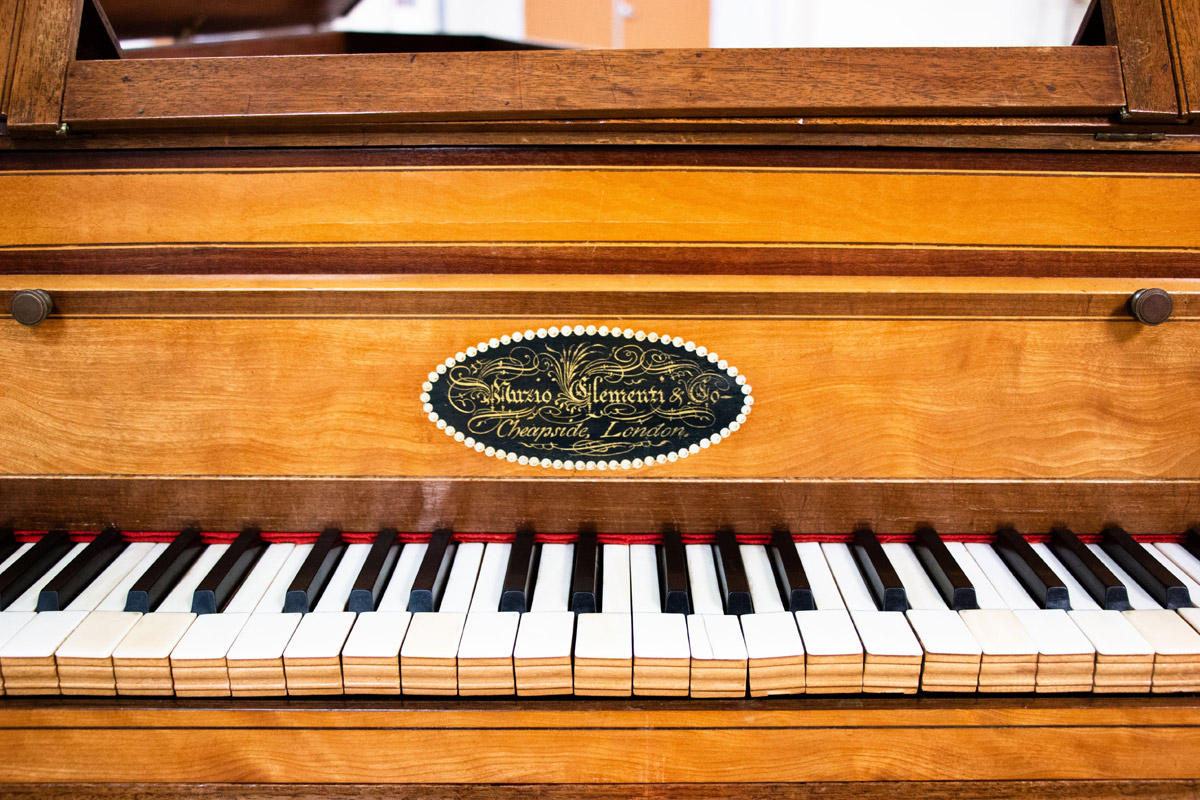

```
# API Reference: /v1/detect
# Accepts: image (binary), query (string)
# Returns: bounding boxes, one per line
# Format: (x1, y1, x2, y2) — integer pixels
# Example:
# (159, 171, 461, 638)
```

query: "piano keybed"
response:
(3, 526, 1200, 698)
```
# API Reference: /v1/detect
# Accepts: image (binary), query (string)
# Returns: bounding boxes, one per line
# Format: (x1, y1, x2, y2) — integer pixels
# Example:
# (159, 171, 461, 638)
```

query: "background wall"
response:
(334, 0, 1094, 48)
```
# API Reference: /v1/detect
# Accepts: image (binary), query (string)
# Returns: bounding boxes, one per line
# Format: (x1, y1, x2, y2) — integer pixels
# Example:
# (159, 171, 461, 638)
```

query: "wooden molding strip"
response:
(3, 243, 1200, 278)
(60, 47, 1126, 130)
(1, 280, 1198, 317)
(1, 697, 1199, 783)
(2, 477, 1197, 534)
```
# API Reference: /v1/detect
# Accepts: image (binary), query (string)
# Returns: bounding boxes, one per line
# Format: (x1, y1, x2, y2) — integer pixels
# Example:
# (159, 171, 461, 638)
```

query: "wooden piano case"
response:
(3, 0, 1200, 796)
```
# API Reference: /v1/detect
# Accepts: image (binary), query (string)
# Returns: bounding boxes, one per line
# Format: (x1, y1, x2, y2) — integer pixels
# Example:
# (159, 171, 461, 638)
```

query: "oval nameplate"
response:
(421, 326, 753, 470)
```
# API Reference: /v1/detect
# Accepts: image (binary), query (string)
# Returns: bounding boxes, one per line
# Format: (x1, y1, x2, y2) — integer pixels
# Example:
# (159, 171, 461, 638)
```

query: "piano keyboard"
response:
(2, 526, 1200, 697)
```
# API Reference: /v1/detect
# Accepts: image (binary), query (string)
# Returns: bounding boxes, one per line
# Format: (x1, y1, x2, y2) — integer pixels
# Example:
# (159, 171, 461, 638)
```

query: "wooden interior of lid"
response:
(98, 0, 362, 40)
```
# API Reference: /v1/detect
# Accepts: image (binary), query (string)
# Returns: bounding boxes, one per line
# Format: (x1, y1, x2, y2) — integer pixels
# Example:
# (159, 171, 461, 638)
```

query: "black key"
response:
(500, 528, 538, 613)
(408, 528, 454, 613)
(191, 527, 264, 614)
(37, 526, 127, 612)
(0, 528, 17, 566)
(1049, 527, 1130, 611)
(125, 527, 204, 613)
(1185, 527, 1200, 564)
(570, 526, 600, 614)
(852, 529, 908, 612)
(348, 528, 400, 613)
(660, 528, 690, 614)
(994, 527, 1070, 610)
(1102, 526, 1191, 609)
(713, 529, 753, 615)
(0, 530, 72, 611)
(769, 529, 814, 611)
(283, 527, 345, 613)
(913, 527, 977, 611)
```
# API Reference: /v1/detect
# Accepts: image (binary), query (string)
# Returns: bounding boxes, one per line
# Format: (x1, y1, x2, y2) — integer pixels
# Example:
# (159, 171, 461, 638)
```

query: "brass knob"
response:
(10, 289, 53, 326)
(1129, 288, 1172, 326)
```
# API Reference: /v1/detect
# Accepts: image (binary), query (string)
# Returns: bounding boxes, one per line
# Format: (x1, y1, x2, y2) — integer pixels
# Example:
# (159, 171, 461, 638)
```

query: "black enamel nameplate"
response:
(422, 325, 753, 470)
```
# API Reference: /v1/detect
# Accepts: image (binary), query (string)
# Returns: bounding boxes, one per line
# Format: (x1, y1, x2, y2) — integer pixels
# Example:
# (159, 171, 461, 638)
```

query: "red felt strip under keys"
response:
(260, 531, 323, 545)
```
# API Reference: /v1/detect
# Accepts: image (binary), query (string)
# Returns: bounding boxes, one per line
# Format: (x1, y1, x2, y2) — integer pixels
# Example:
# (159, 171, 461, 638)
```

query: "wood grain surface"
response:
(1, 781, 1199, 799)
(0, 311, 1195, 479)
(5, 0, 80, 133)
(59, 48, 1125, 131)
(1103, 0, 1182, 120)
(0, 0, 21, 118)
(5, 164, 1200, 252)
(1, 697, 1199, 783)
(1169, 0, 1200, 115)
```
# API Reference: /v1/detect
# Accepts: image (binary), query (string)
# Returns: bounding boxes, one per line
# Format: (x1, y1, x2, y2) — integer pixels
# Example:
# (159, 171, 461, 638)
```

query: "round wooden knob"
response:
(1129, 288, 1173, 326)
(10, 289, 53, 326)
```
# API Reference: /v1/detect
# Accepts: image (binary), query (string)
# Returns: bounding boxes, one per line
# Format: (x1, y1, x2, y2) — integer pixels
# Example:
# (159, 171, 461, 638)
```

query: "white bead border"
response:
(420, 325, 753, 471)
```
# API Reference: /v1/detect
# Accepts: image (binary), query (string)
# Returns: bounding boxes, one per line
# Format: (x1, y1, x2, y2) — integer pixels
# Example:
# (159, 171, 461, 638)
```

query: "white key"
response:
(1144, 546, 1200, 600)
(959, 608, 1037, 657)
(458, 611, 520, 660)
(1030, 543, 1100, 610)
(50, 544, 174, 666)
(944, 542, 1006, 609)
(283, 612, 356, 658)
(225, 544, 295, 613)
(96, 543, 169, 611)
(254, 545, 314, 613)
(575, 612, 633, 661)
(313, 543, 372, 613)
(602, 545, 631, 612)
(0, 610, 90, 659)
(1012, 608, 1095, 658)
(821, 543, 876, 611)
(689, 613, 748, 662)
(169, 544, 295, 664)
(685, 545, 723, 615)
(1086, 544, 1159, 610)
(1069, 609, 1155, 656)
(965, 543, 1038, 610)
(58, 610, 143, 660)
(1124, 609, 1200, 657)
(342, 611, 411, 660)
(630, 545, 661, 613)
(740, 546, 783, 613)
(795, 542, 845, 610)
(112, 611, 195, 661)
(10, 543, 88, 612)
(469, 543, 512, 613)
(226, 611, 303, 660)
(741, 611, 803, 660)
(796, 608, 863, 659)
(633, 612, 690, 660)
(514, 611, 575, 660)
(907, 608, 981, 658)
(65, 542, 158, 612)
(882, 543, 946, 610)
(437, 542, 484, 613)
(849, 609, 923, 659)
(1157, 543, 1200, 587)
(401, 611, 467, 659)
(0, 542, 33, 574)
(0, 611, 35, 650)
(377, 542, 426, 612)
(156, 544, 230, 612)
(169, 611, 249, 664)
(530, 543, 573, 612)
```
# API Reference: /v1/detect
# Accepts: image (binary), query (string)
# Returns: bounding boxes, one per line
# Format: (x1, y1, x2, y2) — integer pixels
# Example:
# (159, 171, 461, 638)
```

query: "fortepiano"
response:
(3, 0, 1200, 796)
